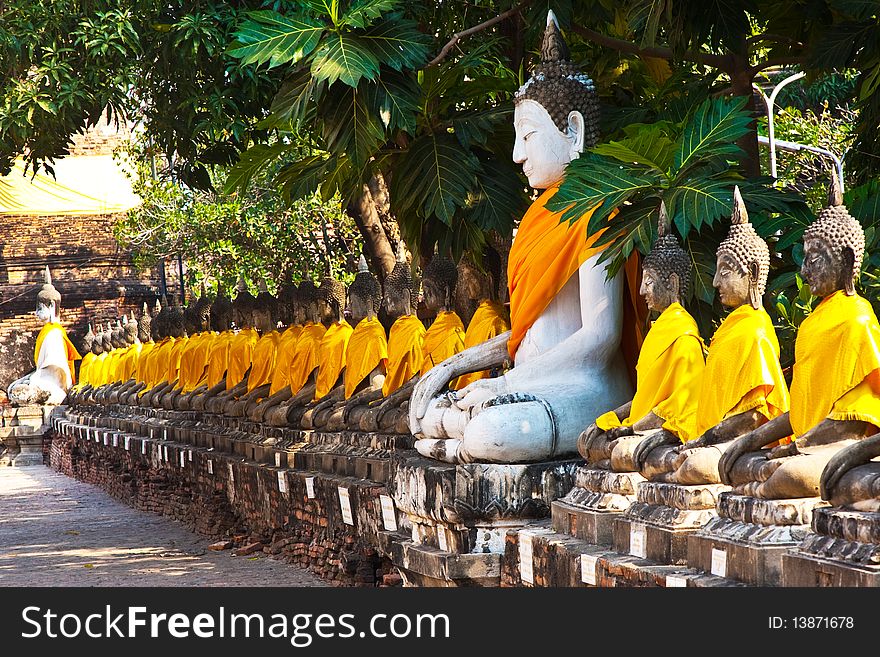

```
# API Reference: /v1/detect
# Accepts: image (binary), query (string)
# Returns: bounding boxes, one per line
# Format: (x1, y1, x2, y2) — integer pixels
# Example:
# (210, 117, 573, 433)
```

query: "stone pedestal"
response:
(1, 404, 58, 466)
(550, 465, 644, 546)
(687, 492, 827, 586)
(613, 481, 728, 565)
(385, 451, 579, 586)
(783, 507, 880, 586)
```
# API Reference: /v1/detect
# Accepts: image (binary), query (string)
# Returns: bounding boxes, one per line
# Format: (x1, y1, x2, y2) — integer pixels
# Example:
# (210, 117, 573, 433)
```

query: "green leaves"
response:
(310, 32, 381, 86)
(227, 11, 323, 69)
(674, 95, 751, 174)
(319, 83, 385, 168)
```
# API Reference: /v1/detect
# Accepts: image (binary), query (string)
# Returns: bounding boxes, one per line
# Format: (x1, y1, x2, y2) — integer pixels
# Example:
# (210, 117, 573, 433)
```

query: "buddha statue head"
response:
(151, 297, 168, 341)
(81, 324, 96, 355)
(512, 10, 600, 190)
(714, 186, 770, 310)
(318, 275, 347, 324)
(232, 280, 256, 329)
(458, 247, 502, 309)
(90, 327, 105, 356)
(383, 243, 415, 320)
(298, 280, 320, 324)
(167, 300, 186, 339)
(35, 266, 62, 323)
(253, 280, 277, 331)
(423, 253, 458, 314)
(183, 299, 200, 337)
(278, 281, 300, 326)
(211, 290, 233, 332)
(348, 255, 381, 324)
(193, 290, 212, 333)
(111, 319, 125, 349)
(137, 302, 153, 343)
(640, 202, 691, 313)
(124, 312, 138, 345)
(101, 323, 113, 353)
(801, 173, 865, 298)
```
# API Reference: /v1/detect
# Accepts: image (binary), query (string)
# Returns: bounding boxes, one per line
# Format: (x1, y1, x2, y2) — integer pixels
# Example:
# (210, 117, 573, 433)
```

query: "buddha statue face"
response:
(513, 100, 584, 190)
(35, 300, 55, 323)
(383, 280, 411, 319)
(422, 256, 457, 314)
(348, 258, 380, 324)
(35, 267, 61, 323)
(639, 266, 679, 313)
(422, 277, 448, 314)
(252, 305, 274, 331)
(713, 252, 753, 308)
(801, 237, 852, 298)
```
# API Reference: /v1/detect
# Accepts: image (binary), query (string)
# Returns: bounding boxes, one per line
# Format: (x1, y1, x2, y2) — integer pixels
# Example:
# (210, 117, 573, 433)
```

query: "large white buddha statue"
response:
(8, 267, 81, 406)
(409, 11, 632, 464)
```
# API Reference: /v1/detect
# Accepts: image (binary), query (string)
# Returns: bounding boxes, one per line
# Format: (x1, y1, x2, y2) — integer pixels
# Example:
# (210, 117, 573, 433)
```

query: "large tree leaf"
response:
(808, 21, 875, 69)
(369, 68, 420, 134)
(451, 106, 513, 149)
(265, 68, 320, 128)
(319, 83, 385, 168)
(275, 155, 333, 202)
(665, 176, 735, 236)
(391, 133, 479, 225)
(550, 152, 664, 233)
(359, 18, 431, 72)
(466, 153, 528, 233)
(673, 95, 752, 174)
(592, 127, 677, 174)
(310, 33, 380, 87)
(340, 0, 403, 28)
(845, 179, 880, 225)
(223, 142, 289, 194)
(686, 235, 718, 305)
(228, 11, 323, 69)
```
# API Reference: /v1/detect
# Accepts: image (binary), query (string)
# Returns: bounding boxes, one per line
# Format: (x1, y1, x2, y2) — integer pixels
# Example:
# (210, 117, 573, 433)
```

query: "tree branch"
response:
(427, 2, 530, 67)
(569, 23, 733, 71)
(749, 56, 807, 76)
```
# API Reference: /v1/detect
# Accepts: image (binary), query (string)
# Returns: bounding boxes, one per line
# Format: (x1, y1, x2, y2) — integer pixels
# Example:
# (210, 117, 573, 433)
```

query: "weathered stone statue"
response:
(8, 268, 81, 406)
(719, 175, 880, 499)
(70, 324, 96, 396)
(293, 276, 352, 428)
(142, 300, 186, 407)
(316, 256, 389, 430)
(115, 302, 153, 405)
(227, 285, 281, 417)
(164, 291, 213, 410)
(359, 245, 426, 434)
(409, 13, 632, 463)
(262, 281, 327, 426)
(578, 202, 704, 473)
(632, 187, 790, 485)
(184, 291, 234, 411)
(453, 248, 510, 391)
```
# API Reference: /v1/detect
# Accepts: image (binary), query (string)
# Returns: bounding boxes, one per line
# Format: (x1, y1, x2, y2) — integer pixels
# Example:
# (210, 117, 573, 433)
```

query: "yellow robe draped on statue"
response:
(106, 349, 124, 384)
(120, 343, 143, 383)
(790, 291, 880, 436)
(178, 332, 212, 392)
(695, 305, 789, 437)
(269, 325, 303, 395)
(382, 314, 426, 396)
(344, 317, 388, 399)
(34, 322, 81, 385)
(314, 321, 354, 400)
(164, 336, 186, 385)
(247, 331, 280, 393)
(139, 337, 174, 393)
(134, 341, 155, 384)
(454, 300, 511, 390)
(204, 331, 233, 388)
(90, 352, 109, 387)
(226, 328, 259, 390)
(595, 303, 705, 442)
(76, 352, 96, 388)
(507, 185, 607, 359)
(420, 311, 465, 376)
(287, 323, 326, 395)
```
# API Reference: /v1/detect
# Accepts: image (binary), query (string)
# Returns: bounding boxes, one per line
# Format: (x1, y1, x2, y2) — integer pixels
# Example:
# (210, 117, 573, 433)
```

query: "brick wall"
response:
(0, 212, 181, 391)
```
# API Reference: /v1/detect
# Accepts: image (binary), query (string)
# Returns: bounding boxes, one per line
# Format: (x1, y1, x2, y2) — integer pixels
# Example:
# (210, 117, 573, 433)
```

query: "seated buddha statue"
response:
(141, 301, 187, 408)
(633, 188, 790, 484)
(262, 280, 327, 426)
(184, 292, 235, 411)
(244, 281, 304, 421)
(204, 285, 260, 414)
(719, 175, 880, 499)
(577, 203, 705, 472)
(820, 430, 880, 511)
(67, 324, 96, 404)
(8, 268, 81, 406)
(227, 286, 282, 417)
(409, 13, 633, 463)
(316, 256, 389, 430)
(163, 292, 213, 410)
(118, 302, 156, 405)
(294, 277, 353, 428)
(453, 247, 511, 391)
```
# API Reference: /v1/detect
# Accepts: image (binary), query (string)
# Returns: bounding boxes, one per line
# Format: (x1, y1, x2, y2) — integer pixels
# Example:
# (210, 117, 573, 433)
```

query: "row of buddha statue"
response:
(66, 247, 512, 438)
(578, 176, 880, 512)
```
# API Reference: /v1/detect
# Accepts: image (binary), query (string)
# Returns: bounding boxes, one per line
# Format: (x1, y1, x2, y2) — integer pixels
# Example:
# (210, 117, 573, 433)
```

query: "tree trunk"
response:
(730, 54, 761, 178)
(347, 174, 397, 282)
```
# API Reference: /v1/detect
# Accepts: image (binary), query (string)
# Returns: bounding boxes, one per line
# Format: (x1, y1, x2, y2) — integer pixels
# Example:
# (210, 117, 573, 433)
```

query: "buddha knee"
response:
(458, 400, 555, 463)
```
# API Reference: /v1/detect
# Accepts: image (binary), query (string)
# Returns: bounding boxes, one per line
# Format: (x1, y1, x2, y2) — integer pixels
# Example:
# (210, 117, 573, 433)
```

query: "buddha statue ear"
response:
(748, 261, 762, 309)
(566, 110, 585, 160)
(667, 271, 680, 305)
(843, 246, 857, 296)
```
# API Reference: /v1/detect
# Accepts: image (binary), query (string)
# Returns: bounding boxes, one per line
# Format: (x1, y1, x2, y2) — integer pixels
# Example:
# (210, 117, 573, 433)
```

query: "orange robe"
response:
(287, 323, 327, 395)
(33, 322, 81, 385)
(247, 330, 281, 393)
(314, 320, 354, 400)
(454, 300, 510, 390)
(205, 331, 234, 389)
(344, 317, 388, 399)
(420, 311, 465, 376)
(226, 328, 259, 390)
(269, 325, 303, 395)
(383, 314, 426, 396)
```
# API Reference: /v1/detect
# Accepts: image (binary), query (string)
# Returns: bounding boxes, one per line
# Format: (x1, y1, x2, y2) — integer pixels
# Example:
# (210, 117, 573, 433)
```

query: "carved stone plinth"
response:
(1, 404, 59, 466)
(386, 451, 579, 586)
(687, 492, 828, 586)
(550, 465, 644, 545)
(612, 482, 729, 565)
(783, 508, 880, 586)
